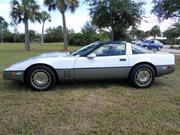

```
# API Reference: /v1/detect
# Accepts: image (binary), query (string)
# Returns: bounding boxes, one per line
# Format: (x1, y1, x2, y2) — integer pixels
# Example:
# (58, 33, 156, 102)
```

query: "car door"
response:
(149, 41, 157, 49)
(155, 40, 162, 48)
(74, 43, 130, 80)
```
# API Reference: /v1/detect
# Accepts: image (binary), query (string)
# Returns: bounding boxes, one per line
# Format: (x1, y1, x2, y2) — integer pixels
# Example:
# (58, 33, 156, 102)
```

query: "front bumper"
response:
(156, 65, 175, 77)
(3, 71, 24, 81)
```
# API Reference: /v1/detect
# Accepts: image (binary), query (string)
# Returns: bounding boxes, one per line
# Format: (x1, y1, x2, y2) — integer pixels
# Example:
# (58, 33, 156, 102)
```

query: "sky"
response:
(0, 0, 175, 34)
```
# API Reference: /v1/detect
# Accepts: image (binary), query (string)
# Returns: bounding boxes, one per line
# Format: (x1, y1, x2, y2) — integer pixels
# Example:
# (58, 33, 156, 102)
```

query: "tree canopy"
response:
(0, 16, 9, 43)
(40, 11, 51, 23)
(45, 26, 64, 43)
(163, 23, 180, 39)
(10, 0, 41, 24)
(86, 0, 144, 40)
(81, 21, 97, 35)
(152, 0, 180, 20)
(129, 27, 151, 40)
(150, 25, 161, 39)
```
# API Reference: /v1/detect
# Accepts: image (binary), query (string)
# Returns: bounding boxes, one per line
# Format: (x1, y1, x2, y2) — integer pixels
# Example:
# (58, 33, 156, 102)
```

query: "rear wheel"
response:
(26, 65, 56, 91)
(157, 47, 161, 51)
(129, 64, 155, 88)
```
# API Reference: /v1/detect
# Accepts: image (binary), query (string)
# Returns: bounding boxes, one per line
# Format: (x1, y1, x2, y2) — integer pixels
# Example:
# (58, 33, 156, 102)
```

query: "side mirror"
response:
(87, 53, 96, 59)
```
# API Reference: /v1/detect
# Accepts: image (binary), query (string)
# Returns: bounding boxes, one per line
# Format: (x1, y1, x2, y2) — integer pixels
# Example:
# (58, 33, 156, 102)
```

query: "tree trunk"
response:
(133, 34, 135, 40)
(61, 11, 68, 51)
(112, 28, 126, 41)
(41, 21, 45, 45)
(112, 26, 115, 41)
(24, 18, 30, 51)
(0, 31, 3, 43)
(14, 34, 16, 43)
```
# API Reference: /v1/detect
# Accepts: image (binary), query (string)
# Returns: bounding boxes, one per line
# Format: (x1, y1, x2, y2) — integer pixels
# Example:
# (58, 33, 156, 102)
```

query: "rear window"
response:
(132, 45, 152, 54)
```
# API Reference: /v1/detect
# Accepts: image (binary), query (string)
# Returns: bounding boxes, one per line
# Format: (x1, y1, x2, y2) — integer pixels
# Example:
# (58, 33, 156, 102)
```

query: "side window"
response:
(155, 40, 160, 44)
(93, 43, 126, 56)
(150, 41, 154, 44)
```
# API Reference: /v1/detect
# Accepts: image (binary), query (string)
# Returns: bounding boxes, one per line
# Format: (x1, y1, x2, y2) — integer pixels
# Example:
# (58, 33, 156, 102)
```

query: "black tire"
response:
(26, 65, 56, 91)
(157, 47, 160, 51)
(128, 64, 155, 88)
(144, 46, 148, 50)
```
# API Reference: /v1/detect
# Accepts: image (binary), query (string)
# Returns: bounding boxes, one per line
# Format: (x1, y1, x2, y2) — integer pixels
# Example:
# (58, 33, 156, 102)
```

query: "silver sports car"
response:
(3, 41, 175, 91)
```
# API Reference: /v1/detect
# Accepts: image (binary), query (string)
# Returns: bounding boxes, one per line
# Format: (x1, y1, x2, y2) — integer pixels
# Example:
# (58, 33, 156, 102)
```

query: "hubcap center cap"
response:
(32, 71, 49, 86)
(136, 69, 151, 84)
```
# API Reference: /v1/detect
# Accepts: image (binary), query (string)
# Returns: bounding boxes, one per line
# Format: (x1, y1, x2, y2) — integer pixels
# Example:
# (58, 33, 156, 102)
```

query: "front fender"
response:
(4, 56, 78, 71)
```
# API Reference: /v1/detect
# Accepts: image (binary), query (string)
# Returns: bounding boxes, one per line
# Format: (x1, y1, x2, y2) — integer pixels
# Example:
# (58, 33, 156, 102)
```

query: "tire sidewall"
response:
(129, 64, 155, 88)
(26, 65, 56, 91)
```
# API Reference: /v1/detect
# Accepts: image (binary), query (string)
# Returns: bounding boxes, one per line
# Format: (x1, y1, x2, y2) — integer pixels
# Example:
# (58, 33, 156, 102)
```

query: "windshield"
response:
(143, 40, 151, 43)
(71, 42, 100, 56)
(132, 44, 152, 54)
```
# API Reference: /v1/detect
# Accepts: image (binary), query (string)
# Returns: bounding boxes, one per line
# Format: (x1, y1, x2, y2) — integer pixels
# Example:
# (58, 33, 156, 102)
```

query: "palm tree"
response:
(44, 0, 79, 50)
(130, 27, 138, 40)
(10, 0, 41, 51)
(40, 11, 51, 45)
(151, 25, 161, 39)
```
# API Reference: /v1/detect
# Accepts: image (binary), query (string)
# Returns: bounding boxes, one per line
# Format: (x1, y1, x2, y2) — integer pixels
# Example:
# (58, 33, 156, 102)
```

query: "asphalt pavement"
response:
(160, 45, 180, 55)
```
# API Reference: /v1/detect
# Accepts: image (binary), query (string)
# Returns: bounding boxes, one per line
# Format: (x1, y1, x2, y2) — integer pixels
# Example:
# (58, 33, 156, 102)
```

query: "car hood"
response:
(35, 52, 70, 58)
(21, 52, 71, 62)
(4, 52, 73, 71)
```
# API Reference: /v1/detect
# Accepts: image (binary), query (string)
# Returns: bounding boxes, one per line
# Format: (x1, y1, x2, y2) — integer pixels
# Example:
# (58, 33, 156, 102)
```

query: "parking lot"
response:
(161, 45, 180, 55)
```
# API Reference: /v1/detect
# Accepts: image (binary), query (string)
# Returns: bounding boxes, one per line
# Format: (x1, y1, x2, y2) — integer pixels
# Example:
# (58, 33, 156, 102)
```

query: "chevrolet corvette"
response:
(3, 41, 175, 90)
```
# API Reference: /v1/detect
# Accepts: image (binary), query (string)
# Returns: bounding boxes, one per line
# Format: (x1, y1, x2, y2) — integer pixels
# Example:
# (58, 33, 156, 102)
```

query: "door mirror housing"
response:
(87, 53, 96, 59)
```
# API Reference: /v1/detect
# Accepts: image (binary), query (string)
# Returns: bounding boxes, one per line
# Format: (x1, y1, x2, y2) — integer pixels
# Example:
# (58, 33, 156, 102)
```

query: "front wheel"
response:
(129, 64, 155, 88)
(26, 65, 56, 91)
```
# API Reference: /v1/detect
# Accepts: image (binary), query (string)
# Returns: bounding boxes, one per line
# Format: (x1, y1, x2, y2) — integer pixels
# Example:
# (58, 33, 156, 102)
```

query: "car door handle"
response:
(119, 58, 126, 61)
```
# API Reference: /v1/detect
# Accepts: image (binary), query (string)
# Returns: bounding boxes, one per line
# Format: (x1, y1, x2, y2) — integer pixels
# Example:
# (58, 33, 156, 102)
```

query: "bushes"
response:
(1, 31, 23, 43)
(44, 33, 63, 43)
(1, 30, 40, 43)
(68, 33, 101, 46)
(159, 39, 180, 45)
(44, 26, 64, 43)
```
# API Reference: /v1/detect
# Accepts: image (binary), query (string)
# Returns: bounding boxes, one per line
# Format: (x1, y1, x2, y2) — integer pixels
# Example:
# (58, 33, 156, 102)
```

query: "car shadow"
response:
(55, 79, 130, 91)
(1, 79, 168, 92)
(0, 79, 130, 92)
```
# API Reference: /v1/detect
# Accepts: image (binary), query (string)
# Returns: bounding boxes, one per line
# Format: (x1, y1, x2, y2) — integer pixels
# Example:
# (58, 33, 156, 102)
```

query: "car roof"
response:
(95, 40, 125, 45)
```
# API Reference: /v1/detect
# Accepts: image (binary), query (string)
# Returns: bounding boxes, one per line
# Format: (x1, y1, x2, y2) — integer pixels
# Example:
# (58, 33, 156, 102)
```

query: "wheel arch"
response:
(23, 63, 59, 82)
(128, 62, 157, 77)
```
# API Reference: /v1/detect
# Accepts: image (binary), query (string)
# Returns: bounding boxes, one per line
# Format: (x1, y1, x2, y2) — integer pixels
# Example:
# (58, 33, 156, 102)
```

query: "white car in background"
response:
(3, 41, 175, 91)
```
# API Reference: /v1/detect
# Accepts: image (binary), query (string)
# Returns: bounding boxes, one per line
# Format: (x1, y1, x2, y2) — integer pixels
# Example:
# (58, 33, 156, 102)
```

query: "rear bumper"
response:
(3, 71, 24, 81)
(156, 65, 175, 77)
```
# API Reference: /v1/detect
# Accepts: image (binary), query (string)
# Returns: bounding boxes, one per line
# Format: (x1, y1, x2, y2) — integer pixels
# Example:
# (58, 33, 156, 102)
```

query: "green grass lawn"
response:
(0, 43, 180, 135)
